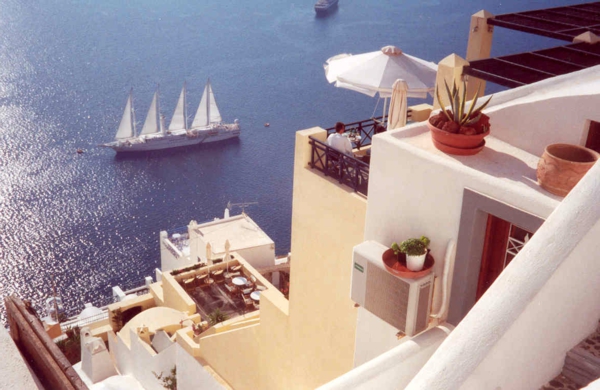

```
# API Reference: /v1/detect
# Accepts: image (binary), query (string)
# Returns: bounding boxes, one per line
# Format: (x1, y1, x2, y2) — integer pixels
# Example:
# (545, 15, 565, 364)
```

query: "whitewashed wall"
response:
(235, 244, 275, 269)
(176, 344, 224, 390)
(160, 231, 192, 272)
(357, 123, 558, 361)
(354, 67, 600, 368)
(130, 334, 178, 390)
(481, 66, 600, 157)
(319, 326, 452, 390)
(406, 161, 600, 390)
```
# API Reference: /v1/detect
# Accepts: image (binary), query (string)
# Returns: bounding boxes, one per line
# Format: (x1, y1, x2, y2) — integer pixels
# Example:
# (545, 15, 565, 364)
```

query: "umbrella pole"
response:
(382, 97, 388, 127)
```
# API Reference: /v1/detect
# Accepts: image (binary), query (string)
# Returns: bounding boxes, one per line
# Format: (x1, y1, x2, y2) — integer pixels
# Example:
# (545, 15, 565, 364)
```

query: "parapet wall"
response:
(5, 295, 87, 390)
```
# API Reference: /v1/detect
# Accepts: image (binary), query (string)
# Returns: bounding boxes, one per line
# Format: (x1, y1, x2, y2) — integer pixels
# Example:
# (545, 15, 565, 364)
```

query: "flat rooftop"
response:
(391, 124, 561, 207)
(193, 214, 274, 254)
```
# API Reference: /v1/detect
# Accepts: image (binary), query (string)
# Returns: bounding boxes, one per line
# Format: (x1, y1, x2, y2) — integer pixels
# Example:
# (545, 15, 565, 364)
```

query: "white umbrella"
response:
(324, 45, 438, 99)
(224, 239, 230, 260)
(387, 79, 409, 130)
(206, 242, 212, 263)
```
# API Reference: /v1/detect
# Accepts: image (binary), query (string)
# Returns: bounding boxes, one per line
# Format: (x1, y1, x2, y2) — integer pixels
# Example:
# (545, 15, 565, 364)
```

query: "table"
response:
(347, 134, 361, 143)
(250, 291, 261, 301)
(232, 277, 248, 286)
(346, 133, 362, 149)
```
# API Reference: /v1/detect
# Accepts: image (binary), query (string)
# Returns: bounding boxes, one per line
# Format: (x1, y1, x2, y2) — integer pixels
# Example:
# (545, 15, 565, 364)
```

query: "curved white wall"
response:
(318, 326, 453, 390)
(488, 94, 600, 156)
(406, 161, 600, 390)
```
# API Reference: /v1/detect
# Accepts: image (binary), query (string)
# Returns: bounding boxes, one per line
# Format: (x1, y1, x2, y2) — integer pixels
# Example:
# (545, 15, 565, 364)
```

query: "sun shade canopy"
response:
(464, 2, 600, 88)
(324, 46, 438, 98)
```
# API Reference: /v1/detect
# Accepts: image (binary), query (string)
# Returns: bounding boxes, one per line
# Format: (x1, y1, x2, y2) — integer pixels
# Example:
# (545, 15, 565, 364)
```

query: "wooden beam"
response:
(5, 295, 88, 390)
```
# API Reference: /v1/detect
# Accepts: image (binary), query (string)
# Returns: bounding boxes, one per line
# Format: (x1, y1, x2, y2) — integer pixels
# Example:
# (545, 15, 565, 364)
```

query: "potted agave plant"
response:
(427, 80, 493, 155)
(391, 236, 431, 272)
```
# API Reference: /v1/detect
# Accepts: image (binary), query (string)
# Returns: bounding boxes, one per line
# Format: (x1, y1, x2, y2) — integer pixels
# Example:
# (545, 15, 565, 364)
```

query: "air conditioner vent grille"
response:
(365, 262, 409, 331)
(415, 281, 432, 334)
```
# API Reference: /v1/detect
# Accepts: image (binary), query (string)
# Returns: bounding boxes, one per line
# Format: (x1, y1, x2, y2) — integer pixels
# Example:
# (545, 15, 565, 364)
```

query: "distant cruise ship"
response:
(314, 0, 338, 14)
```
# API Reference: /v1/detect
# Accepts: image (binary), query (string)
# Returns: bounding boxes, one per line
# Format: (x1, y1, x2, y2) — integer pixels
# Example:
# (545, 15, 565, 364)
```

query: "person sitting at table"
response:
(327, 122, 353, 156)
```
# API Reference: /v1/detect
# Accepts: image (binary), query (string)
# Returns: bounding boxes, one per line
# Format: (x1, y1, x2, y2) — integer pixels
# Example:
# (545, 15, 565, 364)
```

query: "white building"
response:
(318, 47, 600, 390)
(160, 213, 277, 272)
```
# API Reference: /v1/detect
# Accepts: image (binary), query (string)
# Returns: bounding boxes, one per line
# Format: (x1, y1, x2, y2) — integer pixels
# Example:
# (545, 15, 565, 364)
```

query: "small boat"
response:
(314, 0, 338, 14)
(101, 80, 240, 153)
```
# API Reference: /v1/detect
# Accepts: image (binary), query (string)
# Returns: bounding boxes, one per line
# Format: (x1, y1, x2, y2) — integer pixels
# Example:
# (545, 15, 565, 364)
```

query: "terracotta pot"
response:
(382, 249, 434, 279)
(537, 143, 599, 197)
(427, 118, 490, 156)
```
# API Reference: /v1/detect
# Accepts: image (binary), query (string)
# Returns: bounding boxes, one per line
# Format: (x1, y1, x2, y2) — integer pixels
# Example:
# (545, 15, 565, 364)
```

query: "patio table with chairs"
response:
(232, 277, 248, 286)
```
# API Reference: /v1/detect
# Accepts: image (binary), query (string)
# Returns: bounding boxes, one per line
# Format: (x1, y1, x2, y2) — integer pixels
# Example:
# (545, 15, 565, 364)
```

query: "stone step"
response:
(562, 364, 595, 387)
(561, 329, 600, 388)
(540, 374, 579, 390)
(565, 353, 600, 377)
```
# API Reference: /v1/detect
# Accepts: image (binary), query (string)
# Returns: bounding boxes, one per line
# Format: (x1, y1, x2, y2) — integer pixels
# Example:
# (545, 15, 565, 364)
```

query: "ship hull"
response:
(104, 125, 240, 153)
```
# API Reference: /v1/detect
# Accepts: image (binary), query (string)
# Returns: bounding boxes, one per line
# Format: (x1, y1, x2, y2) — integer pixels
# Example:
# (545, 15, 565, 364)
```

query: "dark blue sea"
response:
(0, 0, 580, 321)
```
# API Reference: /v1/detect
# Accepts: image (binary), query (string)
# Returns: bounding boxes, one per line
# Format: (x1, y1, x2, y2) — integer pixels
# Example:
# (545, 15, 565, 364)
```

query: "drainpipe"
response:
(430, 240, 455, 320)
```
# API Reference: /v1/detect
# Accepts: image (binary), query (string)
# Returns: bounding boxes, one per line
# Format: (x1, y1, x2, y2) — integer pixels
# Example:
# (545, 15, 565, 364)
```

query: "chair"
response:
(224, 283, 237, 296)
(241, 287, 253, 295)
(327, 149, 343, 178)
(211, 269, 224, 283)
(196, 274, 208, 283)
(253, 301, 260, 310)
(242, 294, 253, 308)
(200, 278, 214, 289)
(183, 277, 195, 292)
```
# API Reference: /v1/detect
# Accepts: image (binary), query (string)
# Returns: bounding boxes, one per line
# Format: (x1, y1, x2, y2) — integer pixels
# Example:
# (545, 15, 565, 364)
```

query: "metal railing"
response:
(325, 111, 412, 148)
(309, 137, 369, 196)
(60, 310, 109, 331)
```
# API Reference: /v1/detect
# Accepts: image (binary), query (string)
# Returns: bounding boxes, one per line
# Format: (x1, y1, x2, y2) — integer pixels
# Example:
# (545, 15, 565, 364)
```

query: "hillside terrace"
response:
(171, 257, 267, 321)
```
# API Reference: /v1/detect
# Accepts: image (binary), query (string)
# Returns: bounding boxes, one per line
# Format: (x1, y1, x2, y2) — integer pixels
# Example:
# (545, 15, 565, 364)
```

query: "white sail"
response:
(169, 83, 187, 131)
(115, 90, 134, 140)
(140, 90, 160, 135)
(192, 79, 222, 128)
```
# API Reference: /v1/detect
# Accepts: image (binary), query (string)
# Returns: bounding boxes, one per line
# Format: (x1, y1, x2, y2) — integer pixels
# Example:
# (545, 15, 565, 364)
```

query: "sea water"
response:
(0, 0, 578, 320)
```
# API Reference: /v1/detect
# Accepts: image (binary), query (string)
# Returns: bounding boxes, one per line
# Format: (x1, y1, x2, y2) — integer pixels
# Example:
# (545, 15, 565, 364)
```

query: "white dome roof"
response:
(78, 303, 103, 320)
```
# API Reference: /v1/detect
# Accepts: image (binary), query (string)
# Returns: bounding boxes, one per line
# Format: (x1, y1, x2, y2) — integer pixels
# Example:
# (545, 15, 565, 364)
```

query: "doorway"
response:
(476, 214, 533, 300)
(585, 120, 600, 154)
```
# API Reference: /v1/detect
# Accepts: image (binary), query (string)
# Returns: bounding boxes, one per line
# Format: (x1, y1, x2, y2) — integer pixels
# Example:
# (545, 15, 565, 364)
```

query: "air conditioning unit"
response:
(351, 241, 434, 337)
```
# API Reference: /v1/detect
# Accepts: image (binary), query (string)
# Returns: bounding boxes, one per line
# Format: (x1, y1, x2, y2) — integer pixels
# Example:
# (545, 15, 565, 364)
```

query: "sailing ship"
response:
(101, 80, 240, 152)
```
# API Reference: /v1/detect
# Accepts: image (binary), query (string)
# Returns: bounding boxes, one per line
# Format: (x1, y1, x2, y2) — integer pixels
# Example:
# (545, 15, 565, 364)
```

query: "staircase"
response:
(541, 323, 600, 389)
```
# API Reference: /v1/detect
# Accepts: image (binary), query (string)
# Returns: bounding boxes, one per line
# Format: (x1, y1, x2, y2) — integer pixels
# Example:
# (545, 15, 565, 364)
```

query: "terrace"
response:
(171, 257, 267, 322)
(308, 107, 432, 196)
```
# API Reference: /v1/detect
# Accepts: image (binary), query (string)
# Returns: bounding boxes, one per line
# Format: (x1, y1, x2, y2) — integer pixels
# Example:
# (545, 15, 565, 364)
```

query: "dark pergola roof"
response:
(463, 2, 600, 88)
(489, 2, 600, 41)
(464, 42, 600, 88)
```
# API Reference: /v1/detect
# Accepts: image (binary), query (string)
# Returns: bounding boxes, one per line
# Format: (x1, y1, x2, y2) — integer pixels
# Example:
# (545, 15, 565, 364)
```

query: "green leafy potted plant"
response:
(427, 80, 492, 155)
(392, 236, 431, 272)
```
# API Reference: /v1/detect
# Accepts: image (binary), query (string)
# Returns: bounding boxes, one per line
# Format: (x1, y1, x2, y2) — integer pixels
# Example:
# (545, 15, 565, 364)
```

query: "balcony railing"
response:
(60, 310, 109, 331)
(309, 137, 369, 196)
(325, 112, 412, 148)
